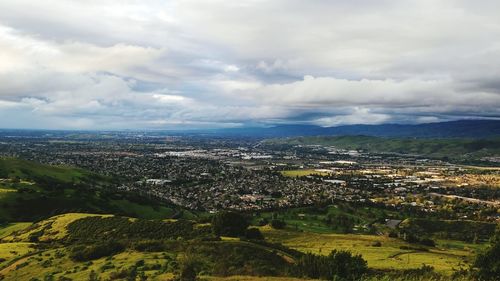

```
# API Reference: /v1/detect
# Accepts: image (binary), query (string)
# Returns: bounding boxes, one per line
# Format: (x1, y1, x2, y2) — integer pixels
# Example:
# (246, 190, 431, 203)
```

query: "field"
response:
(281, 169, 333, 178)
(260, 226, 482, 274)
(254, 204, 400, 234)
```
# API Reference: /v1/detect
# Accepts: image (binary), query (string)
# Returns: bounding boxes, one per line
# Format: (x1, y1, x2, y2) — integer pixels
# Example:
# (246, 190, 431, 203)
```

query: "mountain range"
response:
(209, 120, 500, 138)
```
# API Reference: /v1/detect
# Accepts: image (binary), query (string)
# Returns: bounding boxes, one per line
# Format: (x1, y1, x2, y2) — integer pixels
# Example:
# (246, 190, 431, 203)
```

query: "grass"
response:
(109, 199, 175, 219)
(0, 157, 96, 184)
(0, 242, 35, 269)
(254, 204, 399, 234)
(280, 169, 332, 178)
(0, 157, 184, 221)
(0, 248, 174, 281)
(260, 226, 482, 274)
(0, 223, 32, 239)
(204, 276, 317, 281)
(2, 213, 110, 242)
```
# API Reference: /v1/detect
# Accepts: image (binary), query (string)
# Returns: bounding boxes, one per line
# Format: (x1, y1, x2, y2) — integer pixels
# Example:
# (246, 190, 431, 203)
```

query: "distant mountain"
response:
(211, 120, 500, 138)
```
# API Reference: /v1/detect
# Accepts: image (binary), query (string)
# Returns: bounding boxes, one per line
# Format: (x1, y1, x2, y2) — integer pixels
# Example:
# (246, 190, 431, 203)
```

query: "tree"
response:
(211, 211, 249, 237)
(296, 250, 367, 280)
(473, 224, 500, 280)
(245, 227, 264, 240)
(271, 219, 286, 229)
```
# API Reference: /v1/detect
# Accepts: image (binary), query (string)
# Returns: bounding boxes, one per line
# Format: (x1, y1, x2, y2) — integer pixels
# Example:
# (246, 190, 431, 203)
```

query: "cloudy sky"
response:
(1, 0, 500, 129)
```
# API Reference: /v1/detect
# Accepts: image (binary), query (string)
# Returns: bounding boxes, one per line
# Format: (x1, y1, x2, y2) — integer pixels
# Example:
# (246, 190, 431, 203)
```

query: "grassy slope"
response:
(265, 136, 500, 161)
(0, 213, 296, 280)
(0, 223, 32, 239)
(0, 157, 99, 184)
(0, 157, 179, 221)
(0, 213, 484, 280)
(260, 225, 482, 274)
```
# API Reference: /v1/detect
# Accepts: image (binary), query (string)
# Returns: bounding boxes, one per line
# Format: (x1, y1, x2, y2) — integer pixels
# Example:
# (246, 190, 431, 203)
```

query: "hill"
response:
(0, 212, 489, 280)
(0, 158, 183, 221)
(0, 213, 297, 281)
(210, 120, 500, 138)
(264, 136, 500, 163)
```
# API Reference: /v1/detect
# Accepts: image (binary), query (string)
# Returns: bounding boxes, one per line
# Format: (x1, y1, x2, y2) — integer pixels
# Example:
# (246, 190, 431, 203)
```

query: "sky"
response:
(1, 0, 500, 130)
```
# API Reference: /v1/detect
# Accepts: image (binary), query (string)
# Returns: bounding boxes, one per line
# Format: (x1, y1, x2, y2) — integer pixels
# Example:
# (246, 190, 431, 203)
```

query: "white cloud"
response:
(0, 0, 499, 128)
(314, 108, 391, 127)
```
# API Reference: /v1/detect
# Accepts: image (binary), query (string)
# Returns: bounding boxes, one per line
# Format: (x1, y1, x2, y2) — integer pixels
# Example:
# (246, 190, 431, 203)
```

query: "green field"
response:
(280, 169, 332, 178)
(260, 226, 482, 274)
(253, 204, 400, 234)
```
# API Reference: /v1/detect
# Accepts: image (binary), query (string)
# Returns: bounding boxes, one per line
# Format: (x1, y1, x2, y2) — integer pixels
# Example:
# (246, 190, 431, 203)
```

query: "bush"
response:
(295, 250, 367, 280)
(474, 241, 500, 280)
(133, 240, 165, 252)
(270, 219, 286, 229)
(420, 238, 436, 247)
(211, 211, 249, 237)
(244, 228, 264, 240)
(70, 241, 125, 262)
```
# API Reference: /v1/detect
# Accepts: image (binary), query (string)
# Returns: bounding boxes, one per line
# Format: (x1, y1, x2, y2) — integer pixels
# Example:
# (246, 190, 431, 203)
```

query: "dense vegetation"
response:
(399, 218, 496, 242)
(66, 216, 211, 243)
(295, 250, 367, 280)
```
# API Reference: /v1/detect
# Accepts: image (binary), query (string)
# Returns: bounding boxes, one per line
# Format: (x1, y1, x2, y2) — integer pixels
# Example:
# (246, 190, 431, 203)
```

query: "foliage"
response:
(70, 241, 125, 261)
(244, 228, 264, 240)
(295, 250, 367, 280)
(270, 219, 286, 229)
(66, 216, 210, 242)
(400, 218, 496, 242)
(211, 211, 249, 237)
(473, 224, 500, 280)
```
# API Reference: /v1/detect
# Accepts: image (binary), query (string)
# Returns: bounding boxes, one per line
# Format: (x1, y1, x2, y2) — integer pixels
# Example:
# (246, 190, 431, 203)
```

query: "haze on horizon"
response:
(1, 0, 500, 130)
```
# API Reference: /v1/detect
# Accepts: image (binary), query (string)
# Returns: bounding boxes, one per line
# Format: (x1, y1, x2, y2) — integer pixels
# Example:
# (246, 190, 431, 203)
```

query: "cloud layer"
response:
(1, 0, 500, 129)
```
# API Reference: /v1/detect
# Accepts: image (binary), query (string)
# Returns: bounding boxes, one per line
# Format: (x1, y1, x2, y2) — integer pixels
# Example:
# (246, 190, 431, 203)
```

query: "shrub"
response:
(270, 219, 286, 229)
(245, 228, 264, 240)
(70, 241, 124, 262)
(295, 250, 367, 280)
(420, 238, 436, 247)
(133, 240, 165, 252)
(211, 211, 249, 237)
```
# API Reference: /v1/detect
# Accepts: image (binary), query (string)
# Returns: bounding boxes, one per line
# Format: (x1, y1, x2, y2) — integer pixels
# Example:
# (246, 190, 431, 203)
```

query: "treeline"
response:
(294, 250, 367, 280)
(399, 218, 496, 242)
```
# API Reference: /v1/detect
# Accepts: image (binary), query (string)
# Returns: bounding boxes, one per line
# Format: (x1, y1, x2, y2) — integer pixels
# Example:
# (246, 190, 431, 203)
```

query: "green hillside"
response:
(0, 213, 296, 281)
(0, 158, 179, 221)
(265, 136, 500, 162)
(0, 157, 101, 184)
(0, 213, 491, 280)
